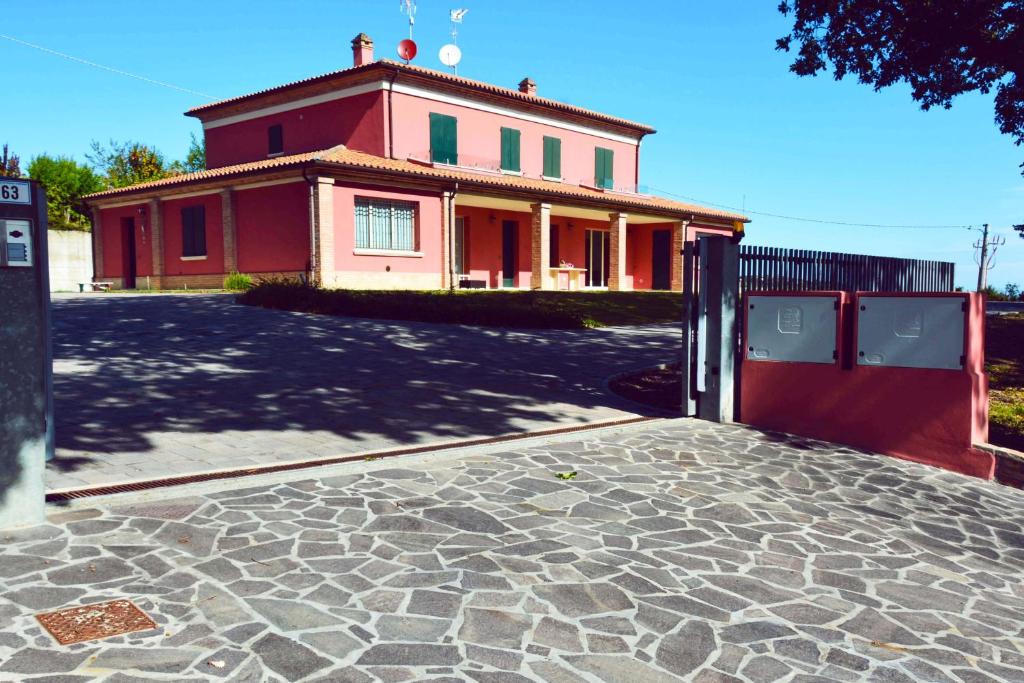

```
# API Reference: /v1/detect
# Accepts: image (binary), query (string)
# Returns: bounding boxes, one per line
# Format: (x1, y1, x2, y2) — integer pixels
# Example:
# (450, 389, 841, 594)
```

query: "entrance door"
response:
(652, 229, 671, 290)
(502, 220, 517, 288)
(585, 229, 609, 287)
(120, 217, 137, 289)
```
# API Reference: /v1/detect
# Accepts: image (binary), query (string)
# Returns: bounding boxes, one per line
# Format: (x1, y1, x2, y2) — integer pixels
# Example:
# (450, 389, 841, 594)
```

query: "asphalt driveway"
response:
(49, 294, 679, 490)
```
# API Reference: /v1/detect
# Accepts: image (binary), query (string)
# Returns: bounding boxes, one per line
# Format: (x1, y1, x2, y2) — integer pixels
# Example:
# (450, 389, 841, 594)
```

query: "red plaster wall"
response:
(99, 204, 151, 280)
(235, 182, 310, 273)
(457, 207, 535, 288)
(332, 183, 443, 274)
(204, 91, 386, 168)
(160, 193, 224, 276)
(390, 91, 640, 188)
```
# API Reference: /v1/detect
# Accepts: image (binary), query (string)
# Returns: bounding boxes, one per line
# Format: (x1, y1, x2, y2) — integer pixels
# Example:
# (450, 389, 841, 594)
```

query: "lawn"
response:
(238, 280, 682, 329)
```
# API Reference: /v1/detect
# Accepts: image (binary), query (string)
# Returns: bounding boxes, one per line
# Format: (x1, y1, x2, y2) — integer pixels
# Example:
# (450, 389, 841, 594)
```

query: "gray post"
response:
(679, 241, 697, 416)
(696, 235, 739, 423)
(0, 179, 50, 529)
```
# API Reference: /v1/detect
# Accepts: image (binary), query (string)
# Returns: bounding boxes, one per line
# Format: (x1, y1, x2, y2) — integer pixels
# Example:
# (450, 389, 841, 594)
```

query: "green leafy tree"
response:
(777, 1, 1023, 228)
(27, 155, 103, 231)
(0, 144, 22, 177)
(182, 132, 205, 173)
(88, 139, 175, 188)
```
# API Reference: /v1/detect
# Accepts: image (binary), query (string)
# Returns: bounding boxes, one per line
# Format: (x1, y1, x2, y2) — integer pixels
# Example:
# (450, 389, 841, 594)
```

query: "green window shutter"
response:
(595, 147, 614, 189)
(543, 136, 561, 178)
(430, 113, 458, 164)
(181, 207, 193, 257)
(500, 127, 520, 172)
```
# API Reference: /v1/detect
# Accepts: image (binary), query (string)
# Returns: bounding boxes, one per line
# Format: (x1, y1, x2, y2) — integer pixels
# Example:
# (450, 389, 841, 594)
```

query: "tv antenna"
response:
(399, 0, 416, 39)
(440, 8, 467, 74)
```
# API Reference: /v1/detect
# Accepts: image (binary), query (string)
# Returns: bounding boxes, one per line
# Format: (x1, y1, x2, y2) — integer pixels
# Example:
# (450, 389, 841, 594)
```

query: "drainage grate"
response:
(46, 416, 659, 502)
(36, 599, 158, 645)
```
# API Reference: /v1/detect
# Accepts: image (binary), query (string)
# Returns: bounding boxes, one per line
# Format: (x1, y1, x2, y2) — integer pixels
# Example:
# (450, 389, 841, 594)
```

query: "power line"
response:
(0, 33, 219, 100)
(646, 186, 976, 230)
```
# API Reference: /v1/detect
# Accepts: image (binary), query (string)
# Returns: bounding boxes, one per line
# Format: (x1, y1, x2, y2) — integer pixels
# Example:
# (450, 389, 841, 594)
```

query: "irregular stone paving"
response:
(4, 419, 1024, 682)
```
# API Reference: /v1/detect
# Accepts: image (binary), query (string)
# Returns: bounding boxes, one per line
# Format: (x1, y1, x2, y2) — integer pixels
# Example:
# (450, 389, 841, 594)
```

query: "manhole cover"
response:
(36, 599, 158, 645)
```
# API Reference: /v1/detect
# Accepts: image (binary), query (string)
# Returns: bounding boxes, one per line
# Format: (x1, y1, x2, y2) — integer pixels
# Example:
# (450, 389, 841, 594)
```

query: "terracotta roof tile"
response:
(185, 60, 655, 134)
(83, 147, 747, 223)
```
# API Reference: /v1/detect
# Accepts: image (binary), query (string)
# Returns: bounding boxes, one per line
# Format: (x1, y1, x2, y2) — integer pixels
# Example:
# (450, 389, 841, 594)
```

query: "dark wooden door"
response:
(652, 229, 671, 290)
(502, 220, 517, 288)
(121, 217, 137, 289)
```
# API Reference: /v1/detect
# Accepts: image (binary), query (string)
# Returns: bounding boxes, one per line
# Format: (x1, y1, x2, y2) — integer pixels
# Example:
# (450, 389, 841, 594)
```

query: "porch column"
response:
(311, 177, 335, 287)
(148, 199, 163, 290)
(221, 188, 237, 274)
(90, 207, 103, 281)
(530, 202, 552, 290)
(670, 220, 689, 292)
(608, 211, 628, 291)
(441, 190, 454, 290)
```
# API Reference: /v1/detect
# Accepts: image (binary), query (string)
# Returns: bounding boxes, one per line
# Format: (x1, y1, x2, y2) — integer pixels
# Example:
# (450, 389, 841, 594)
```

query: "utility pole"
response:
(972, 223, 1005, 292)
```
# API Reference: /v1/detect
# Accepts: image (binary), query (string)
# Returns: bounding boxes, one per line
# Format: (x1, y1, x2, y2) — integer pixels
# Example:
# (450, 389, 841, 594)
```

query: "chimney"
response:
(352, 33, 374, 67)
(518, 77, 536, 96)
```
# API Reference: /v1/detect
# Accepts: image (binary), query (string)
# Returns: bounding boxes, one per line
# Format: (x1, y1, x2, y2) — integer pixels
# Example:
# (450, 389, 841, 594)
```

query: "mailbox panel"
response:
(1, 218, 34, 267)
(857, 296, 964, 370)
(746, 295, 838, 364)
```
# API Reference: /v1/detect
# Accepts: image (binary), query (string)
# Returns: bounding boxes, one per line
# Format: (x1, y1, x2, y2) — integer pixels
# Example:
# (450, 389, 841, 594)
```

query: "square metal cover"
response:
(857, 296, 965, 370)
(746, 295, 838, 364)
(36, 599, 157, 645)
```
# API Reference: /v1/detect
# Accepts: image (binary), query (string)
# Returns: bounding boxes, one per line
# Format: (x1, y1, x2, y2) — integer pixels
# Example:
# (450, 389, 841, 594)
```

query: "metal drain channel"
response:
(46, 416, 660, 503)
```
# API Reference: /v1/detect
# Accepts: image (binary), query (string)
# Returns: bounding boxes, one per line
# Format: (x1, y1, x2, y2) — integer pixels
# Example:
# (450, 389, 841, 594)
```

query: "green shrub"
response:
(224, 272, 254, 291)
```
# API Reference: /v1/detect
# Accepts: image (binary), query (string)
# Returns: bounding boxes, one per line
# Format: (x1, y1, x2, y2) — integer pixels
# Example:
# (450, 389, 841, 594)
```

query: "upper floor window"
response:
(355, 198, 417, 252)
(268, 124, 283, 156)
(429, 113, 458, 165)
(500, 127, 521, 172)
(594, 147, 614, 189)
(543, 136, 561, 179)
(181, 205, 207, 258)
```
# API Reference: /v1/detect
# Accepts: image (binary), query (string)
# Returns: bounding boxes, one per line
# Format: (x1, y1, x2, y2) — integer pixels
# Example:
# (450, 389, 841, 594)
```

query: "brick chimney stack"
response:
(352, 33, 374, 67)
(518, 77, 537, 96)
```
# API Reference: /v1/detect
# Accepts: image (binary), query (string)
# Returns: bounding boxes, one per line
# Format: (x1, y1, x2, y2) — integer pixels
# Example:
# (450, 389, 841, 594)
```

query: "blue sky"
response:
(5, 0, 1021, 289)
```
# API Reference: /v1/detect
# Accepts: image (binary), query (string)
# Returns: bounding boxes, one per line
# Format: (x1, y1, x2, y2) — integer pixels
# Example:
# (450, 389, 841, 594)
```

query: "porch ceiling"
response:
(454, 193, 676, 224)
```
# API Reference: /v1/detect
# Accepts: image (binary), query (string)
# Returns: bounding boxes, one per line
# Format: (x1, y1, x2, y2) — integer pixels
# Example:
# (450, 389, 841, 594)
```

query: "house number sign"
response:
(0, 179, 31, 205)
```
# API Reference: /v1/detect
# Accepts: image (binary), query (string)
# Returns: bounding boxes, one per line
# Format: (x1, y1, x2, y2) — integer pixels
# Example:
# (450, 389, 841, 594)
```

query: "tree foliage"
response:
(0, 144, 22, 177)
(181, 132, 206, 173)
(27, 155, 103, 231)
(88, 139, 176, 189)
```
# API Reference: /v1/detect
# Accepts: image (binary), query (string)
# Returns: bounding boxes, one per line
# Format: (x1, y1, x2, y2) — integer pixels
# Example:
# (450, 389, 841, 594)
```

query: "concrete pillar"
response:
(91, 207, 103, 280)
(441, 191, 454, 290)
(530, 202, 552, 290)
(311, 177, 334, 287)
(670, 220, 688, 292)
(148, 199, 163, 290)
(608, 212, 628, 291)
(696, 234, 739, 423)
(221, 188, 237, 274)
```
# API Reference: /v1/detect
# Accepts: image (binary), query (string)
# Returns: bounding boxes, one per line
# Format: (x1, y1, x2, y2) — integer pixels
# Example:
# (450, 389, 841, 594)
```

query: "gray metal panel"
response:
(746, 295, 837, 364)
(857, 296, 964, 370)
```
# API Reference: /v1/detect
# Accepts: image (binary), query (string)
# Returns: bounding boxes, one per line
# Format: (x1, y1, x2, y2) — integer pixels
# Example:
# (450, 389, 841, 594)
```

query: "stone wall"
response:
(47, 229, 93, 292)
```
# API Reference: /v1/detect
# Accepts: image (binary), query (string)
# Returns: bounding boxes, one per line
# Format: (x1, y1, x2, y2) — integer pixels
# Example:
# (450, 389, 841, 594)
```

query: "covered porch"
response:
(447, 193, 737, 292)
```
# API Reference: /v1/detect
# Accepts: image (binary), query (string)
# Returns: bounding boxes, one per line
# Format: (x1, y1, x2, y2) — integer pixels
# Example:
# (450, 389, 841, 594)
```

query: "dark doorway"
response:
(502, 220, 517, 288)
(652, 229, 671, 290)
(120, 217, 137, 289)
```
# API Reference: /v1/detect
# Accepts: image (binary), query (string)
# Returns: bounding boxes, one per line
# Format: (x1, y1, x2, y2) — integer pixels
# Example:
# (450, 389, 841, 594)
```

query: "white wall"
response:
(47, 230, 92, 292)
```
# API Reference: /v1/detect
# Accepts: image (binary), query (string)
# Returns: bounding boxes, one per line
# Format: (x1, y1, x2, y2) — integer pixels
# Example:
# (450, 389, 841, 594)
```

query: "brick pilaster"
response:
(311, 177, 334, 286)
(530, 202, 552, 290)
(670, 220, 688, 292)
(441, 191, 454, 289)
(90, 207, 104, 280)
(148, 199, 163, 290)
(221, 188, 237, 274)
(608, 212, 628, 291)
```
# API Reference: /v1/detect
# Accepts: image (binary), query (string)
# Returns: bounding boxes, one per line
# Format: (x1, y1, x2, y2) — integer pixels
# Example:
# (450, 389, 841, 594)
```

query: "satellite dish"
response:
(397, 39, 418, 62)
(439, 43, 462, 68)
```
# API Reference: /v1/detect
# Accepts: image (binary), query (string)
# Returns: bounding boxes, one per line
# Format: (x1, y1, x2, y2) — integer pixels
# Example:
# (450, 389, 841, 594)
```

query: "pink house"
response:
(84, 33, 748, 291)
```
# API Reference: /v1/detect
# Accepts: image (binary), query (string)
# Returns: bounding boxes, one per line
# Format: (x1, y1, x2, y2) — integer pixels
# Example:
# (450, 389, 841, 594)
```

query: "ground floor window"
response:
(585, 229, 609, 287)
(355, 198, 416, 251)
(181, 205, 207, 257)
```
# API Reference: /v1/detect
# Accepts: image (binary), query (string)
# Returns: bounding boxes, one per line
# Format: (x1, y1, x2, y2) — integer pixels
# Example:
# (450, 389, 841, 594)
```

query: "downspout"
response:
(302, 166, 317, 285)
(634, 132, 647, 192)
(387, 68, 399, 159)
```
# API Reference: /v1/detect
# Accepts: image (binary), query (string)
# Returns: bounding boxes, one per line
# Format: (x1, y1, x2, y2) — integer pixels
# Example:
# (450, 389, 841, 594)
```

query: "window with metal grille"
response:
(354, 198, 417, 251)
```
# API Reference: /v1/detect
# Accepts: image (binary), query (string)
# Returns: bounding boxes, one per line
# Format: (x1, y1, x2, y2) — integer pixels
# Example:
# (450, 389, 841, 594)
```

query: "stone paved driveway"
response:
(5, 419, 1024, 682)
(50, 294, 676, 490)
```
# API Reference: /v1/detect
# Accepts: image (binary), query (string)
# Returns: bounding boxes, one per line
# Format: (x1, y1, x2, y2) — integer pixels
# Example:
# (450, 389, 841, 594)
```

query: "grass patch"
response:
(238, 279, 682, 329)
(987, 313, 1024, 451)
(224, 272, 254, 291)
